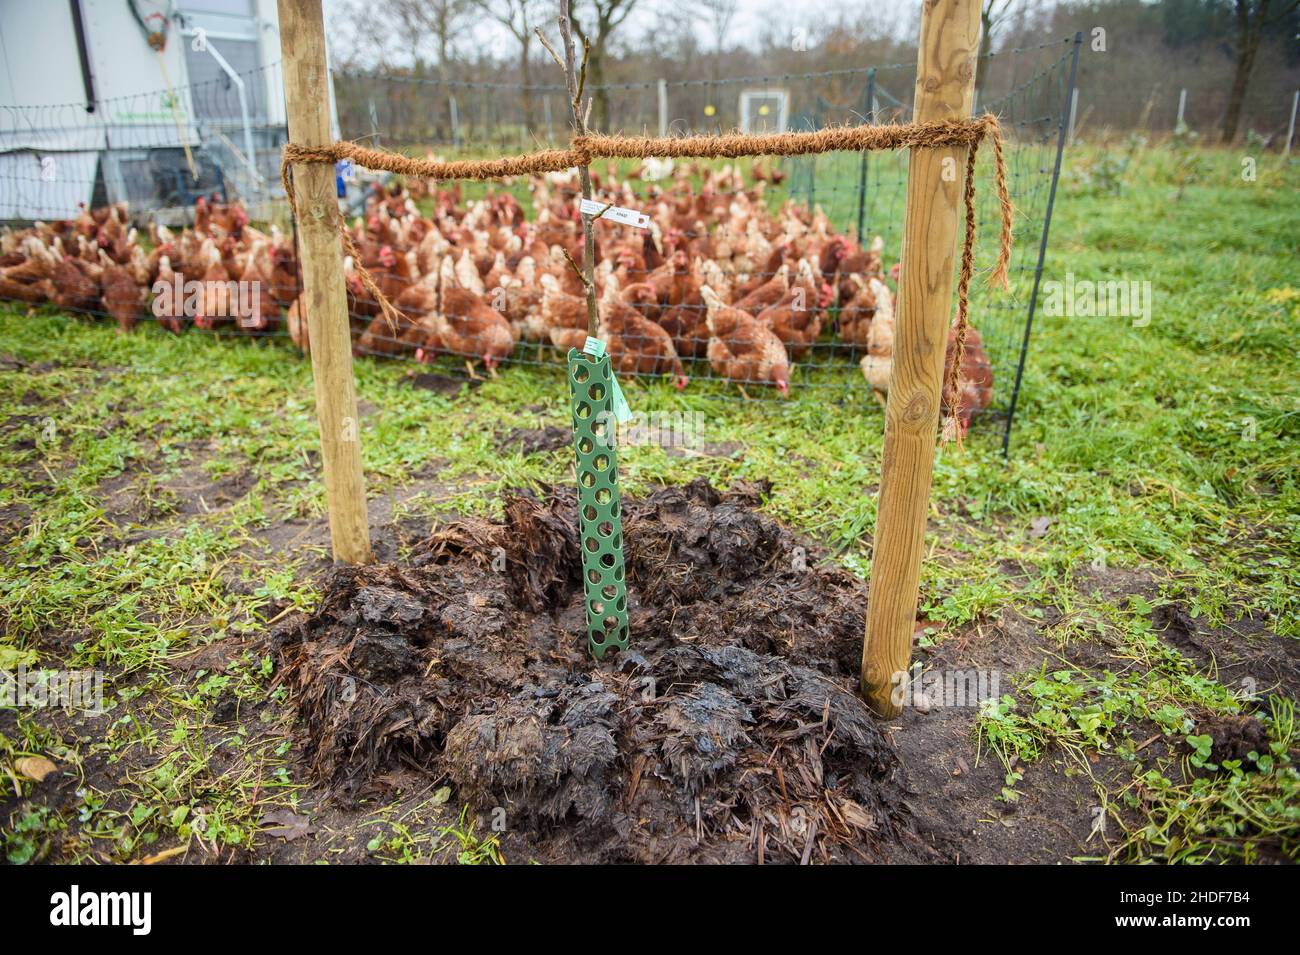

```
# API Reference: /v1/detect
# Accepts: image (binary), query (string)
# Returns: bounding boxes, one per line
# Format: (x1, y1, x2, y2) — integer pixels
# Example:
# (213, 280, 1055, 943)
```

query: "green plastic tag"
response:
(584, 337, 632, 424)
(568, 347, 630, 659)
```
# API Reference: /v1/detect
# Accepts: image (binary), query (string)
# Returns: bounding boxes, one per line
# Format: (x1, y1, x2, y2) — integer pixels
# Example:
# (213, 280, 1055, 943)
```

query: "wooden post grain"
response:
(277, 0, 372, 564)
(861, 0, 980, 716)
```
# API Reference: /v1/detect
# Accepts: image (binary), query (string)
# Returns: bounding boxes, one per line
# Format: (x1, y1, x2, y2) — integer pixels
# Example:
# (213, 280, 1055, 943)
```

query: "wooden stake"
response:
(277, 0, 372, 565)
(861, 0, 980, 717)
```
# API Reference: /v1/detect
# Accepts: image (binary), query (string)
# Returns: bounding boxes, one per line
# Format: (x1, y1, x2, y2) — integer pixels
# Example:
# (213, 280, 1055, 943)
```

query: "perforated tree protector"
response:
(567, 346, 630, 659)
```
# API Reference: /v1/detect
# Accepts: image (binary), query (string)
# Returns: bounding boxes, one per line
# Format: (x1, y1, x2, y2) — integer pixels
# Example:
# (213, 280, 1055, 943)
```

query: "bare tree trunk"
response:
(1222, 0, 1270, 144)
(437, 20, 450, 83)
(437, 22, 450, 140)
(521, 36, 535, 132)
(974, 9, 993, 103)
(590, 42, 609, 130)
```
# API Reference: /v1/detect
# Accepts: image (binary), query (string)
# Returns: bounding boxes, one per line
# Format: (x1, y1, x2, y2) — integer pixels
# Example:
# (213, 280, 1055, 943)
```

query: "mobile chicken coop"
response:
(0, 0, 313, 221)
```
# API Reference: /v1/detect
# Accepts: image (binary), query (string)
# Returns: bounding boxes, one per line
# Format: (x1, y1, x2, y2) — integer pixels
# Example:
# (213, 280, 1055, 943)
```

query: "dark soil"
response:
(400, 371, 482, 395)
(1196, 713, 1270, 766)
(273, 478, 944, 863)
(1153, 602, 1300, 703)
(495, 425, 571, 455)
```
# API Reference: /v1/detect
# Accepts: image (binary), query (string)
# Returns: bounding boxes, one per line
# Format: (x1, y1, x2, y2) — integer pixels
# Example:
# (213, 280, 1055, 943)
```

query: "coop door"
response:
(739, 90, 789, 134)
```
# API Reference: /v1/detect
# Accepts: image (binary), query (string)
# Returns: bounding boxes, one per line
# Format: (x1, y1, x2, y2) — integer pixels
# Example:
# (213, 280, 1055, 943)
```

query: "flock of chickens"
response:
(0, 160, 993, 433)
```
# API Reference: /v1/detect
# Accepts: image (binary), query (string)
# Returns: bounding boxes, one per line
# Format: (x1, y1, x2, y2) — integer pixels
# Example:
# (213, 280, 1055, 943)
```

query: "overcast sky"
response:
(324, 0, 923, 68)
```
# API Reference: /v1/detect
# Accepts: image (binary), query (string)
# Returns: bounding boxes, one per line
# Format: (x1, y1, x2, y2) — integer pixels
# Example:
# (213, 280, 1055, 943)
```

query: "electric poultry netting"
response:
(0, 42, 1075, 441)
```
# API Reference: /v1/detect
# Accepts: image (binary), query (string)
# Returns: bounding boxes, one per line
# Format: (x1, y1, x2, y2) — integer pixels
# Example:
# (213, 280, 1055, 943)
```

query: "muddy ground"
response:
(275, 479, 931, 863)
(264, 476, 1285, 865)
(3, 417, 1291, 863)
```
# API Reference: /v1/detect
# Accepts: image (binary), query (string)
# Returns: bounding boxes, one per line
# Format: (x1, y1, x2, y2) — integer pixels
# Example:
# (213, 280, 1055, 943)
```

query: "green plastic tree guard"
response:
(567, 345, 630, 659)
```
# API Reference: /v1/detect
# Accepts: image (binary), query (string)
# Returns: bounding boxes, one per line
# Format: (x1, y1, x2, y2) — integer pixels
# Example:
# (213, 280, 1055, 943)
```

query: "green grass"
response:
(0, 140, 1297, 863)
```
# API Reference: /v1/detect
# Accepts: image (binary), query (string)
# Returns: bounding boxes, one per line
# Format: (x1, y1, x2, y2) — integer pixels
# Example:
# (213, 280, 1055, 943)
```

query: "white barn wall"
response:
(0, 1, 293, 220)
(0, 2, 88, 113)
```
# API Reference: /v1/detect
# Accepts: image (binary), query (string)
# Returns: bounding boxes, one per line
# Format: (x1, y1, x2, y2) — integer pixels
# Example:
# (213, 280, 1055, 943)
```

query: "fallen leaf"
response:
(431, 785, 452, 805)
(259, 809, 314, 841)
(15, 756, 57, 781)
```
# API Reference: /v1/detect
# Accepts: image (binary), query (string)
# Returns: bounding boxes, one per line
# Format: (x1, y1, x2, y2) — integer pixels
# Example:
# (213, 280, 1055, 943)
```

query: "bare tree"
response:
(473, 0, 543, 129)
(974, 0, 1020, 105)
(571, 0, 642, 129)
(408, 0, 474, 82)
(332, 0, 403, 70)
(1222, 0, 1300, 142)
(697, 0, 737, 51)
(332, 0, 469, 76)
(695, 0, 737, 81)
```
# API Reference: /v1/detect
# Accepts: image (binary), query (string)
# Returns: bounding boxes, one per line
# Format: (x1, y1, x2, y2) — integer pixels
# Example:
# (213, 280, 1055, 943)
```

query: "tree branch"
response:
(535, 27, 564, 70)
(555, 0, 600, 339)
(576, 35, 591, 109)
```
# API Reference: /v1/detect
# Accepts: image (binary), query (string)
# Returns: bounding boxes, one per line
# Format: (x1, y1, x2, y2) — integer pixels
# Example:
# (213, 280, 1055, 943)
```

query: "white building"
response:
(0, 0, 320, 221)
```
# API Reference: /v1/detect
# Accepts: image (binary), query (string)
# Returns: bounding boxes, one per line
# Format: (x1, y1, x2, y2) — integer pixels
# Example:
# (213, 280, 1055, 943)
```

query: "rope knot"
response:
(570, 137, 595, 166)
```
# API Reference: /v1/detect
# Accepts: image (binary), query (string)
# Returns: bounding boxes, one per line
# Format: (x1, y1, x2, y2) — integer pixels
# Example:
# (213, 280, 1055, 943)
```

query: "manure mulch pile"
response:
(273, 478, 942, 863)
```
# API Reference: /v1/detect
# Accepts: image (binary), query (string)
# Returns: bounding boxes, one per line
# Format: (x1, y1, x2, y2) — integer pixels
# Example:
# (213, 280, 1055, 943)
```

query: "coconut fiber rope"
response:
(281, 114, 1013, 427)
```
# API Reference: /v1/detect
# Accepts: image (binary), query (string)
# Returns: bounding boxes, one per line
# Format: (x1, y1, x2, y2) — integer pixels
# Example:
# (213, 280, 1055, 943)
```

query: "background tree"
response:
(473, 0, 543, 129)
(696, 0, 738, 83)
(697, 0, 738, 52)
(413, 0, 474, 83)
(974, 0, 1021, 105)
(328, 0, 1300, 147)
(1222, 0, 1300, 142)
(571, 0, 642, 130)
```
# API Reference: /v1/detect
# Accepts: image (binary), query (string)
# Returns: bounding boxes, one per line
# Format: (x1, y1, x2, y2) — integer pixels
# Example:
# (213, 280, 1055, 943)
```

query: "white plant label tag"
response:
(579, 198, 649, 229)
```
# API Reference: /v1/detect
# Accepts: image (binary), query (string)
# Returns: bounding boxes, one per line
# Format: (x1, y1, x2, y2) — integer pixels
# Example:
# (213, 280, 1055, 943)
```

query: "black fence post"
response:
(1002, 33, 1083, 457)
(855, 69, 876, 243)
